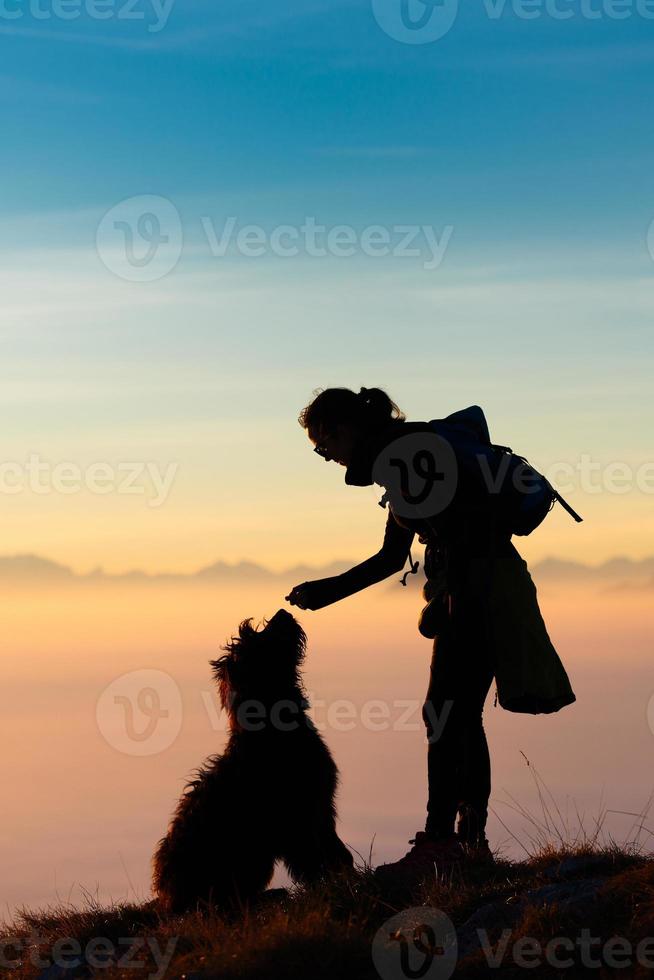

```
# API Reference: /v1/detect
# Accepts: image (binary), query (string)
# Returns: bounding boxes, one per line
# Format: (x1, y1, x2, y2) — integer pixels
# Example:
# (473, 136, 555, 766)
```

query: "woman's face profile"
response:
(310, 423, 358, 467)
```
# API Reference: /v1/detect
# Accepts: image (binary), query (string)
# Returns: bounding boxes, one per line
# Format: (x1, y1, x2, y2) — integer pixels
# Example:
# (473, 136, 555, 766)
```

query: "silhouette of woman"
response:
(286, 386, 563, 882)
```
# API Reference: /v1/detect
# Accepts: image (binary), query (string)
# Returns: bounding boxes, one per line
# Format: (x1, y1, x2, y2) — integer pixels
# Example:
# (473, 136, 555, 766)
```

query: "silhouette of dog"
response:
(153, 608, 353, 913)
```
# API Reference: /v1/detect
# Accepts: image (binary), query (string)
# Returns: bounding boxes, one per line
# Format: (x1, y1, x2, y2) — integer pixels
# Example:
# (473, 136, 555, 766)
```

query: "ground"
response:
(2, 842, 654, 979)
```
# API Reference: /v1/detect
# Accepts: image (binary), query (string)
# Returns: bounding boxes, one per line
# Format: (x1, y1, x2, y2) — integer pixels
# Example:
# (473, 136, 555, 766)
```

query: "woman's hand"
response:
(285, 579, 337, 611)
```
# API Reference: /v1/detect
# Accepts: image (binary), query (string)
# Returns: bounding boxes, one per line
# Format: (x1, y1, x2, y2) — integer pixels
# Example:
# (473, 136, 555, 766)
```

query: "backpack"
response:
(429, 405, 582, 536)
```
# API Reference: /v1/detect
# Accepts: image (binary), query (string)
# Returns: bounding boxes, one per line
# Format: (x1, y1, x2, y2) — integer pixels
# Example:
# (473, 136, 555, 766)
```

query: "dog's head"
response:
(211, 609, 307, 713)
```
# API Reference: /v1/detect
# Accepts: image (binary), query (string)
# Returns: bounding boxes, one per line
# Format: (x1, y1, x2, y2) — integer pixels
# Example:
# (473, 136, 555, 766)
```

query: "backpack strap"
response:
(400, 550, 420, 587)
(552, 490, 584, 524)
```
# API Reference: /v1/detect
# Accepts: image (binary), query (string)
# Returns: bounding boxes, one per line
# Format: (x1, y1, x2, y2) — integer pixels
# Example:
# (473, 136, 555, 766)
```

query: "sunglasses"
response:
(313, 442, 329, 459)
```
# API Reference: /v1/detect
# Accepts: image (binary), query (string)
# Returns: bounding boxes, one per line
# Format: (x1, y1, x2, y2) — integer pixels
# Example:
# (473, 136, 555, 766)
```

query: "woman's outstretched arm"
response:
(286, 511, 415, 610)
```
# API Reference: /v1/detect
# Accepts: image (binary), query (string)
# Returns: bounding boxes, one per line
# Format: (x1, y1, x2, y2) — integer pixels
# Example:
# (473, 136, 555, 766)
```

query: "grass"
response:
(3, 771, 654, 979)
(2, 844, 652, 979)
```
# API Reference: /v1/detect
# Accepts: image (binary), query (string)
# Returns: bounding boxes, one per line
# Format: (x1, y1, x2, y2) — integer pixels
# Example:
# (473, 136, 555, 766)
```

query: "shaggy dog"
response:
(153, 608, 353, 913)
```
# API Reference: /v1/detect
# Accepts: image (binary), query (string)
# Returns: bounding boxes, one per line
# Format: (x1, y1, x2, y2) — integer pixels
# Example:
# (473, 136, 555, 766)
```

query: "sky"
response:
(1, 0, 654, 572)
(2, 0, 654, 919)
(3, 576, 653, 912)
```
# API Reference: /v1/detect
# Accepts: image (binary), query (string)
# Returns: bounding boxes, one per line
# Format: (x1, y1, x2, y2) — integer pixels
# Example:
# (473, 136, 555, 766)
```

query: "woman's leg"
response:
(423, 596, 494, 843)
(455, 697, 493, 844)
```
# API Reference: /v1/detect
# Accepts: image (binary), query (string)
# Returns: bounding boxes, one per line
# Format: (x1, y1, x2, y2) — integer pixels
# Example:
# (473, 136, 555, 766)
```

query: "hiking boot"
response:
(459, 836, 496, 864)
(374, 832, 464, 891)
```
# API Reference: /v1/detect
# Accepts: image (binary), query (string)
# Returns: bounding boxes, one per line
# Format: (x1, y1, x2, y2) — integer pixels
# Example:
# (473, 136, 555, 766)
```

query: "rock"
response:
(523, 876, 608, 912)
(256, 887, 290, 910)
(457, 899, 523, 959)
(541, 854, 615, 880)
(457, 876, 608, 960)
(35, 967, 90, 980)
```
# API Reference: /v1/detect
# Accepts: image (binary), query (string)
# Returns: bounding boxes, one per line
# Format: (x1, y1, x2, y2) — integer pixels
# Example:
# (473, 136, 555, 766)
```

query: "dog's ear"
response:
(217, 619, 256, 662)
(237, 618, 257, 641)
(210, 653, 230, 683)
(210, 653, 235, 711)
(211, 617, 257, 688)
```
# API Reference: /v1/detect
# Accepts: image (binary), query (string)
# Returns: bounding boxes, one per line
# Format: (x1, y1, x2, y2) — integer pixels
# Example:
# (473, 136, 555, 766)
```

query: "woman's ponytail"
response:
(299, 386, 405, 437)
(356, 387, 403, 427)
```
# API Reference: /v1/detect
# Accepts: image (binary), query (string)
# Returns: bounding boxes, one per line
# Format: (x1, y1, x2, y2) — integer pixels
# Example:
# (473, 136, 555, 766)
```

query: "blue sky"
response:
(3, 0, 654, 228)
(1, 0, 653, 571)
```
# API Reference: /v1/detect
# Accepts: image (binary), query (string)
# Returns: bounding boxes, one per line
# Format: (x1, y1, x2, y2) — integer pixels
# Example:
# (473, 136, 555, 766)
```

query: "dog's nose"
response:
(270, 608, 293, 621)
(268, 608, 294, 627)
